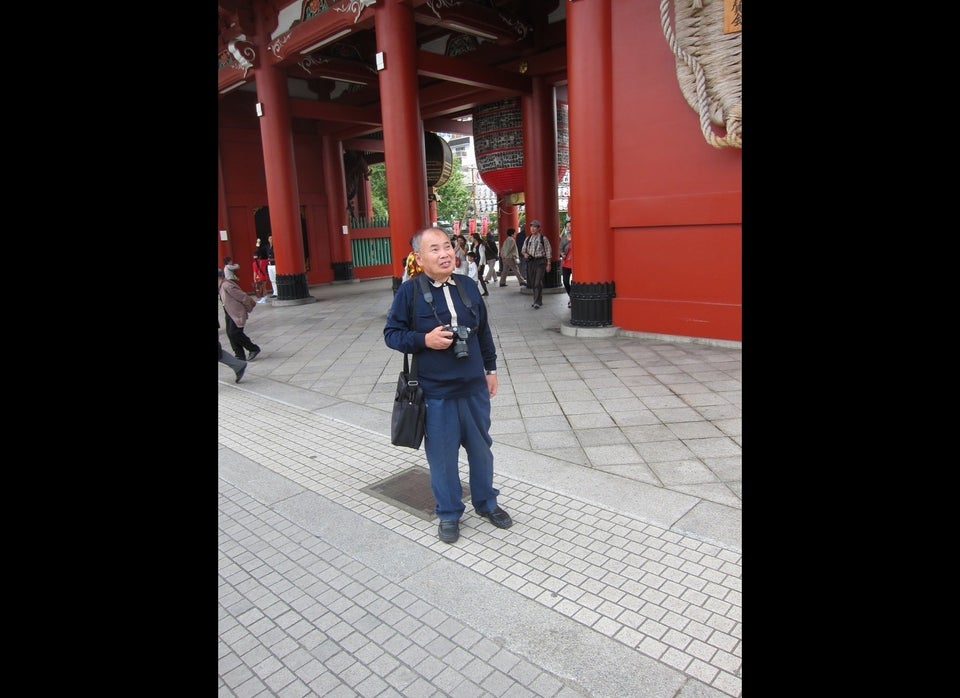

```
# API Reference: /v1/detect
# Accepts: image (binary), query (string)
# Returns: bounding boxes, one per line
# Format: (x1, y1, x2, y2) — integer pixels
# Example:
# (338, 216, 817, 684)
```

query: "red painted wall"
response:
(292, 131, 333, 282)
(217, 1, 742, 341)
(219, 92, 340, 288)
(607, 0, 741, 341)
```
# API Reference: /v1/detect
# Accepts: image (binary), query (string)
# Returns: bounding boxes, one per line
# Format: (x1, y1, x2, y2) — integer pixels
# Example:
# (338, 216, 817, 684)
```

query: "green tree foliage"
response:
(368, 163, 388, 218)
(435, 156, 471, 225)
(366, 156, 475, 227)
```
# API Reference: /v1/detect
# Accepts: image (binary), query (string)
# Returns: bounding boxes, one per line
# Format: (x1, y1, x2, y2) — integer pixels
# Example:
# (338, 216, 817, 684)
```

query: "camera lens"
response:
(451, 326, 470, 359)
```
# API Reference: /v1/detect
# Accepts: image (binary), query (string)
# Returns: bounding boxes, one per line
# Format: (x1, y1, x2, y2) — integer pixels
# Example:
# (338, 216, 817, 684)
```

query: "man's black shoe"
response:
(235, 363, 247, 383)
(438, 520, 460, 543)
(247, 349, 260, 361)
(476, 507, 513, 529)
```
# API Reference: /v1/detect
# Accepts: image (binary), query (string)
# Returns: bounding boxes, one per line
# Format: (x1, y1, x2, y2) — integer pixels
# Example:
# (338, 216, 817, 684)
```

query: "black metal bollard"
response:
(332, 261, 355, 282)
(570, 281, 615, 327)
(275, 272, 311, 300)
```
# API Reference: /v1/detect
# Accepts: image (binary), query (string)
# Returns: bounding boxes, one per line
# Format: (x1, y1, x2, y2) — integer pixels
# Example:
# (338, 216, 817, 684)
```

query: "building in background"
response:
(217, 0, 740, 341)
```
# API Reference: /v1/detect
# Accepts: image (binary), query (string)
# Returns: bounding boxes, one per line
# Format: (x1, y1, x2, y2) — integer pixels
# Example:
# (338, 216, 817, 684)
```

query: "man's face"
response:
(415, 229, 455, 279)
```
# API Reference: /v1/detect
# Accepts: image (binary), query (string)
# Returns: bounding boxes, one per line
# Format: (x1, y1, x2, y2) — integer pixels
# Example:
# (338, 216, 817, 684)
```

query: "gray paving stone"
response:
(220, 279, 741, 697)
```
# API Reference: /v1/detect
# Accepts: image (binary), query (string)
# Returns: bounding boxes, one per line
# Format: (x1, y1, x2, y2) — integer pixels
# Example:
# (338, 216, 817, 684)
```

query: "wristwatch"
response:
(485, 370, 496, 375)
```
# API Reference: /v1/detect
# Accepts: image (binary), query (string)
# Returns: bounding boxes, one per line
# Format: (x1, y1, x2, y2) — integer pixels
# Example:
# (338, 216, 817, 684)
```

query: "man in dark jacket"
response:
(384, 227, 514, 544)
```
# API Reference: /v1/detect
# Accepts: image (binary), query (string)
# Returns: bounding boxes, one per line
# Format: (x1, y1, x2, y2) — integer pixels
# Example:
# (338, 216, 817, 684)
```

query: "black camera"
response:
(443, 325, 472, 359)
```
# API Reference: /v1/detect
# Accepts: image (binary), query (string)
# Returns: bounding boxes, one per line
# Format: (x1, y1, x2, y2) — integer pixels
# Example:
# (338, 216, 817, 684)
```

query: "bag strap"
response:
(404, 353, 417, 382)
(405, 281, 419, 382)
(404, 274, 478, 383)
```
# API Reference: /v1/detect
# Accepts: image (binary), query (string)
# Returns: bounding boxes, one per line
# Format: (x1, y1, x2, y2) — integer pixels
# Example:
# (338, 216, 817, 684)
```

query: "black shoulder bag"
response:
(390, 276, 478, 449)
(391, 282, 427, 449)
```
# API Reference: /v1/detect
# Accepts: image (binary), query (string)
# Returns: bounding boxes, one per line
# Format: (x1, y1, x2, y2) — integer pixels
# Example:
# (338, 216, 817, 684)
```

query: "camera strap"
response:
(417, 274, 477, 328)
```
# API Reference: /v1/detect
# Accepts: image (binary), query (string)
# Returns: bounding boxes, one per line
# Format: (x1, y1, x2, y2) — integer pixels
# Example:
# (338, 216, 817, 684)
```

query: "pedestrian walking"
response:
(515, 223, 528, 285)
(266, 235, 278, 297)
(470, 232, 489, 295)
(497, 228, 525, 287)
(218, 319, 247, 383)
(219, 268, 262, 362)
(520, 220, 551, 308)
(561, 225, 574, 308)
(482, 232, 499, 284)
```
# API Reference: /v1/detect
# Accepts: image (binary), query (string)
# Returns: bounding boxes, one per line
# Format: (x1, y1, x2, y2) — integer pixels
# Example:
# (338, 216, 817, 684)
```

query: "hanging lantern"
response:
(424, 131, 453, 188)
(472, 98, 569, 197)
(557, 99, 569, 180)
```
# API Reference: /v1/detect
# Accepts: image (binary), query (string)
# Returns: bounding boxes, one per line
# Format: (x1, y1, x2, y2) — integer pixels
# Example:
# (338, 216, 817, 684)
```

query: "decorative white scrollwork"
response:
(499, 14, 531, 40)
(333, 0, 377, 24)
(425, 0, 461, 20)
(298, 55, 331, 75)
(228, 39, 256, 77)
(267, 33, 292, 60)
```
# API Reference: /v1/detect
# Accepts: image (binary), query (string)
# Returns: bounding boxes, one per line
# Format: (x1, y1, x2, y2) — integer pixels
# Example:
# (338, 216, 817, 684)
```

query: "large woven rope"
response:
(660, 0, 741, 149)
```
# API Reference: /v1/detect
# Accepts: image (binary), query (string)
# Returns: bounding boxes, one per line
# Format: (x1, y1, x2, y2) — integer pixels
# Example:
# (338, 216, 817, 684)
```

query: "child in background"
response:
(466, 251, 479, 288)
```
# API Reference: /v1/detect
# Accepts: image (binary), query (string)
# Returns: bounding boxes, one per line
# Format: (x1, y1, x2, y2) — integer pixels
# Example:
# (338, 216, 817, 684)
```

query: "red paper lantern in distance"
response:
(473, 99, 569, 196)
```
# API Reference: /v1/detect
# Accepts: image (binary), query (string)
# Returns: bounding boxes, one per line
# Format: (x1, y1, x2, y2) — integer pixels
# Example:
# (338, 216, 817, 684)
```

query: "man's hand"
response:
(425, 325, 454, 350)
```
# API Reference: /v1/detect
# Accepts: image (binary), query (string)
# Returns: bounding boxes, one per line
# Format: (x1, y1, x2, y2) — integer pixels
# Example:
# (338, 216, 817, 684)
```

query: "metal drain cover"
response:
(362, 466, 469, 521)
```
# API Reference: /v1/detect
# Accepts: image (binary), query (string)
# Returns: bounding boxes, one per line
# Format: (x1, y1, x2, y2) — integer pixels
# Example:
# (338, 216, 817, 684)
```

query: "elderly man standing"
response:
(520, 220, 551, 309)
(384, 226, 514, 544)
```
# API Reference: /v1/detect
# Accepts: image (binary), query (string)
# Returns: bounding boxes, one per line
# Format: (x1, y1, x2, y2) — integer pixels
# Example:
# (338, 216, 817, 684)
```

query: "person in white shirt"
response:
(222, 256, 240, 281)
(470, 232, 490, 296)
(452, 234, 468, 275)
(466, 251, 479, 288)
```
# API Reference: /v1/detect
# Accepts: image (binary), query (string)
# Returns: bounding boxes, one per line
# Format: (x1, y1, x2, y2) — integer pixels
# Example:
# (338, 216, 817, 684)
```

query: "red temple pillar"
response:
(522, 76, 561, 287)
(253, 12, 311, 302)
(567, 0, 614, 326)
(428, 192, 439, 227)
(498, 203, 519, 238)
(375, 0, 429, 290)
(322, 134, 354, 281)
(218, 147, 232, 266)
